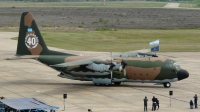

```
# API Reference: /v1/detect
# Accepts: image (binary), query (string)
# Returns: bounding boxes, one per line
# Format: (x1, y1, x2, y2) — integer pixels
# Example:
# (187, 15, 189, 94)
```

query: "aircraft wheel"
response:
(114, 82, 121, 85)
(105, 84, 111, 86)
(94, 83, 100, 86)
(163, 82, 171, 88)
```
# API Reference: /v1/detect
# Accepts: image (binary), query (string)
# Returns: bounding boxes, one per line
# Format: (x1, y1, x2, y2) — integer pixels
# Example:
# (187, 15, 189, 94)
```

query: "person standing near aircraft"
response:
(152, 96, 156, 111)
(155, 98, 159, 110)
(194, 94, 198, 108)
(143, 96, 148, 112)
(190, 100, 194, 109)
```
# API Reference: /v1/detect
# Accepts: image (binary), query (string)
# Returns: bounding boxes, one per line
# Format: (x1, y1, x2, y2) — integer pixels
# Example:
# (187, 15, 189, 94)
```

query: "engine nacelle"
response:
(86, 63, 109, 72)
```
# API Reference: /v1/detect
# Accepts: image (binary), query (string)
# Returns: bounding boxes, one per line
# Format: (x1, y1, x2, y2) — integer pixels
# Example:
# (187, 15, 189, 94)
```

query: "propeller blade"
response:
(121, 60, 127, 69)
(110, 52, 112, 63)
(109, 52, 117, 70)
(110, 70, 113, 83)
(119, 65, 122, 71)
(109, 63, 115, 70)
(123, 69, 126, 76)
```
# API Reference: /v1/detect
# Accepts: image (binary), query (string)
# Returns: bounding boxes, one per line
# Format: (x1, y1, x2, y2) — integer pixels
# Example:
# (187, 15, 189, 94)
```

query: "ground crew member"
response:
(155, 98, 159, 110)
(143, 96, 148, 112)
(152, 96, 156, 111)
(190, 100, 194, 109)
(194, 94, 198, 108)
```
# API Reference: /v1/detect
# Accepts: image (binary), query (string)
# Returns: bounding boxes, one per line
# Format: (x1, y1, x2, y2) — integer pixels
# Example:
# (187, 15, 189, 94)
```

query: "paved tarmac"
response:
(164, 3, 180, 8)
(0, 32, 200, 112)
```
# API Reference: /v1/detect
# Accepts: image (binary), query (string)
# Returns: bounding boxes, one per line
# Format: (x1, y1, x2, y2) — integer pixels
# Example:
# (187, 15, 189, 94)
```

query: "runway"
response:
(0, 32, 200, 112)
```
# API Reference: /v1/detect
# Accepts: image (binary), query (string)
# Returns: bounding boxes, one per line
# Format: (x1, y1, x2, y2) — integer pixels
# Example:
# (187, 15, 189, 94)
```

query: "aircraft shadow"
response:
(12, 80, 165, 89)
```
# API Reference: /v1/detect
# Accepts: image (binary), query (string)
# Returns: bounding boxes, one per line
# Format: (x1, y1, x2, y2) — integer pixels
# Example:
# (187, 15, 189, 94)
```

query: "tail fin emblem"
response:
(25, 33, 39, 49)
(28, 28, 32, 32)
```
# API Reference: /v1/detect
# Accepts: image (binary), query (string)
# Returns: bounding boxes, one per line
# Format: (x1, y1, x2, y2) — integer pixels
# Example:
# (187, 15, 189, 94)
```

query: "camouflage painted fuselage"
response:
(38, 55, 180, 83)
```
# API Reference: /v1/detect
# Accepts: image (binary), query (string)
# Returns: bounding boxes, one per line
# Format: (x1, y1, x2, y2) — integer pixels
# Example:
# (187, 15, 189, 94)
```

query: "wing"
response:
(50, 49, 152, 68)
(50, 59, 96, 67)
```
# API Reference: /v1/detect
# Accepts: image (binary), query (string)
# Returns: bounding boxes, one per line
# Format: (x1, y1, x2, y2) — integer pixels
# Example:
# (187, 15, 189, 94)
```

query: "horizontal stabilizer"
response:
(6, 55, 39, 60)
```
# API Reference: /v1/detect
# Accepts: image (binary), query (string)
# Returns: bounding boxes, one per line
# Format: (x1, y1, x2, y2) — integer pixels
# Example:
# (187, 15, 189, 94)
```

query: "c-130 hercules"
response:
(8, 12, 189, 88)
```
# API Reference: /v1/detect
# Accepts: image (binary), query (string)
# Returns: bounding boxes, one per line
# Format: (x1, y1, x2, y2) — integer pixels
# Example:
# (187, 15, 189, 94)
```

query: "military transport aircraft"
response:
(8, 12, 189, 88)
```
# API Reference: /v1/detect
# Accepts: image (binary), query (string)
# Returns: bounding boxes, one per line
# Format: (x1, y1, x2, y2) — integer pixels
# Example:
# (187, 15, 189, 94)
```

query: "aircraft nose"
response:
(177, 69, 189, 80)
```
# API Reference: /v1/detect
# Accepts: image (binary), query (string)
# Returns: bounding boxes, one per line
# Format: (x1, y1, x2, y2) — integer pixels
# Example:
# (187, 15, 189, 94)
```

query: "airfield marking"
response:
(164, 3, 180, 8)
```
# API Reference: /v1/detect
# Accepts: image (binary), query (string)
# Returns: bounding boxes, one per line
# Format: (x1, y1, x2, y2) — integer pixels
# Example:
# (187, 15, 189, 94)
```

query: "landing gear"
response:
(114, 82, 121, 85)
(94, 83, 100, 86)
(94, 83, 111, 86)
(163, 82, 171, 88)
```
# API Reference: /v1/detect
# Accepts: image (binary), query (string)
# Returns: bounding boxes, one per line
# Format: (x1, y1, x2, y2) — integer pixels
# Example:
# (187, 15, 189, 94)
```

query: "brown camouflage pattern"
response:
(24, 12, 33, 27)
(126, 66, 161, 80)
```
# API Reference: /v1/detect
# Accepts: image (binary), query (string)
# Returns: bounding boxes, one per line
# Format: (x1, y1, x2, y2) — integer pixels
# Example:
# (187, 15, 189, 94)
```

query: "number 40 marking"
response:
(27, 37, 36, 45)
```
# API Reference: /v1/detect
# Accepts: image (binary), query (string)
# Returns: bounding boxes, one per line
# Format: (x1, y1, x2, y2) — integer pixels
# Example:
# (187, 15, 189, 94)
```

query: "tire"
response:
(105, 84, 111, 86)
(114, 82, 121, 85)
(94, 83, 99, 86)
(163, 82, 171, 88)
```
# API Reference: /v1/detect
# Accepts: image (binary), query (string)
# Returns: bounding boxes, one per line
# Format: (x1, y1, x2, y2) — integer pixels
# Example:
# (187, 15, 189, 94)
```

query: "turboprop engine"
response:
(86, 61, 127, 72)
(86, 63, 110, 72)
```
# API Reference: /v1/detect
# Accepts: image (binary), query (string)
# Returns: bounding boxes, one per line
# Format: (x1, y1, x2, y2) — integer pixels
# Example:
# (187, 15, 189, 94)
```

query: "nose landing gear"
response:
(163, 82, 171, 88)
(114, 82, 121, 85)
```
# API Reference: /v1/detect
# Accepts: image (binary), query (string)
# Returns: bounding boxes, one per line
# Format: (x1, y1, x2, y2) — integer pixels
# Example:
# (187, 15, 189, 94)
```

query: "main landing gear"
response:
(94, 83, 111, 86)
(94, 82, 122, 86)
(163, 82, 171, 88)
(114, 82, 121, 85)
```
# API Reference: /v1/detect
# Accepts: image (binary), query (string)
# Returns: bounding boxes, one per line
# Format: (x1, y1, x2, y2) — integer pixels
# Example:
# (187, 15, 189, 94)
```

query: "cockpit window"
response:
(166, 62, 181, 70)
(166, 60, 174, 67)
(166, 63, 173, 67)
(174, 63, 181, 70)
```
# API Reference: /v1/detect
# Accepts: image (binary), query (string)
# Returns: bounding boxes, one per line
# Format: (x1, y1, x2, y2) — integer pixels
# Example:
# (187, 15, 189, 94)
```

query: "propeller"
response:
(109, 52, 115, 83)
(121, 60, 127, 69)
(121, 60, 127, 76)
(109, 63, 115, 70)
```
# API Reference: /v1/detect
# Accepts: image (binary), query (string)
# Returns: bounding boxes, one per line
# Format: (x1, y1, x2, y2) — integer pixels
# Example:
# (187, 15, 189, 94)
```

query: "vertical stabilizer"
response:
(16, 12, 75, 56)
(17, 12, 49, 55)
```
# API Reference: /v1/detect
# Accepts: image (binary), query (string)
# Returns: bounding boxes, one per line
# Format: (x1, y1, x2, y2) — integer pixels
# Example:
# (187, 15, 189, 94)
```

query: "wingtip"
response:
(49, 65, 64, 67)
(6, 57, 20, 60)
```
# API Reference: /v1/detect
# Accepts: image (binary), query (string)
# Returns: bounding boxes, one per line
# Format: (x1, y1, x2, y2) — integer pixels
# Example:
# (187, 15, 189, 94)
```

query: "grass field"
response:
(0, 1, 166, 8)
(11, 29, 200, 52)
(179, 0, 200, 8)
(180, 3, 198, 8)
